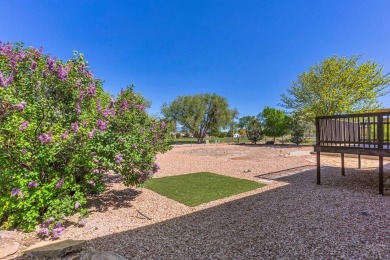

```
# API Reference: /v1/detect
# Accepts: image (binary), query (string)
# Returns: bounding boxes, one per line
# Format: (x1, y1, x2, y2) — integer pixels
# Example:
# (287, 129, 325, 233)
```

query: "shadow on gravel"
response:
(254, 165, 315, 178)
(87, 188, 141, 213)
(18, 168, 390, 259)
(236, 143, 313, 149)
(85, 173, 141, 213)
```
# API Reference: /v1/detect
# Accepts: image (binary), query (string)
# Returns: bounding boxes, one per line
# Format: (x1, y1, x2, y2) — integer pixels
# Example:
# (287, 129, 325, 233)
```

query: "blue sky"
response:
(1, 0, 389, 117)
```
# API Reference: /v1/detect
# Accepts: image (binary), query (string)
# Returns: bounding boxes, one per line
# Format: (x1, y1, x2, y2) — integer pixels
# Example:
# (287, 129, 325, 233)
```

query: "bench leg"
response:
(358, 154, 361, 169)
(317, 152, 321, 185)
(379, 156, 384, 195)
(341, 153, 345, 176)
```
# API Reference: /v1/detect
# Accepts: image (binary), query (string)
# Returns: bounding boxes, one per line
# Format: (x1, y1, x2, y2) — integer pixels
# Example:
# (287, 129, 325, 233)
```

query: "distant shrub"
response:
(246, 118, 263, 144)
(289, 115, 305, 145)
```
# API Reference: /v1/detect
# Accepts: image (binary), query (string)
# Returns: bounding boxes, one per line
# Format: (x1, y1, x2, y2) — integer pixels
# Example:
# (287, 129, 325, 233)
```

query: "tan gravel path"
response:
(14, 144, 390, 259)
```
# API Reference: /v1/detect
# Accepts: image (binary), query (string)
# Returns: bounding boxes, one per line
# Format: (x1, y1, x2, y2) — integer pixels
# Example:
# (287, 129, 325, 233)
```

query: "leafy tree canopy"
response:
(259, 107, 291, 142)
(238, 116, 253, 129)
(281, 55, 390, 121)
(161, 93, 233, 142)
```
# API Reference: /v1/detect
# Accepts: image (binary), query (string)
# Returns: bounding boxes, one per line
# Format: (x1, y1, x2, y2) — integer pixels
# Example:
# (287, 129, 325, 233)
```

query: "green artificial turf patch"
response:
(143, 172, 266, 207)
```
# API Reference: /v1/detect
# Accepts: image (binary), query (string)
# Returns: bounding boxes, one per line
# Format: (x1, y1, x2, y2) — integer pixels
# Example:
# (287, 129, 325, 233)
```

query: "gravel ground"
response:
(14, 144, 390, 259)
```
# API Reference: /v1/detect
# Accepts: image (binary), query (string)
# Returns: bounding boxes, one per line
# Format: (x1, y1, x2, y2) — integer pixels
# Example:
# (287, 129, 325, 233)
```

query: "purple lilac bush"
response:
(0, 42, 171, 238)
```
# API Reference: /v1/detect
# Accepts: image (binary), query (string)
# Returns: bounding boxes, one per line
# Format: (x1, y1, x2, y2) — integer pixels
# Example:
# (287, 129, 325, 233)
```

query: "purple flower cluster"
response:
(74, 202, 81, 209)
(57, 66, 70, 81)
(19, 120, 29, 131)
(55, 178, 65, 189)
(11, 188, 22, 197)
(114, 154, 123, 164)
(79, 64, 87, 73)
(21, 149, 28, 154)
(96, 100, 101, 112)
(93, 169, 99, 174)
(120, 100, 130, 111)
(153, 134, 159, 145)
(75, 102, 81, 114)
(28, 181, 38, 188)
(137, 172, 152, 183)
(88, 82, 96, 97)
(0, 71, 13, 87)
(52, 222, 65, 239)
(109, 98, 116, 108)
(152, 163, 160, 173)
(37, 227, 49, 237)
(89, 180, 96, 186)
(75, 78, 82, 86)
(61, 130, 69, 140)
(102, 108, 116, 118)
(72, 121, 79, 133)
(79, 218, 87, 226)
(82, 120, 87, 128)
(29, 46, 43, 58)
(30, 60, 37, 71)
(92, 158, 99, 163)
(88, 129, 96, 138)
(160, 121, 167, 129)
(13, 102, 27, 111)
(44, 217, 55, 226)
(15, 50, 26, 61)
(97, 120, 109, 131)
(46, 56, 57, 72)
(135, 104, 145, 111)
(0, 42, 12, 55)
(86, 70, 93, 78)
(38, 131, 53, 144)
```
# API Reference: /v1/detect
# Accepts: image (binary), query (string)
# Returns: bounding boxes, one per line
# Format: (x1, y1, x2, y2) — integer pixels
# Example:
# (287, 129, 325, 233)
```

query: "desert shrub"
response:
(289, 115, 305, 145)
(0, 42, 170, 237)
(246, 117, 263, 144)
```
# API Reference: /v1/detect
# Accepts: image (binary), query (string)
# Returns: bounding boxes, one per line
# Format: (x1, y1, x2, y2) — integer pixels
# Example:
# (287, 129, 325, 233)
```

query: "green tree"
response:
(162, 94, 233, 142)
(281, 55, 390, 121)
(260, 107, 290, 143)
(228, 109, 239, 139)
(238, 116, 254, 130)
(246, 117, 263, 144)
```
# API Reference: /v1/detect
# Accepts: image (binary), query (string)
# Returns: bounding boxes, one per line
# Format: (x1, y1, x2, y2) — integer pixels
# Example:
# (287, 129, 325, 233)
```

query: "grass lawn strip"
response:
(143, 172, 266, 207)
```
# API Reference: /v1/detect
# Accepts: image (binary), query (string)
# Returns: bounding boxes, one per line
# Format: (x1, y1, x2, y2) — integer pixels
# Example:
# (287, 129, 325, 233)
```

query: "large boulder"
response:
(24, 239, 86, 259)
(0, 238, 20, 259)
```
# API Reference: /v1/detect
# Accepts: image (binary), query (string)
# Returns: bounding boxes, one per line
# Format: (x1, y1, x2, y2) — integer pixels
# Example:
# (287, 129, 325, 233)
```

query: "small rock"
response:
(24, 239, 86, 259)
(243, 169, 251, 173)
(360, 211, 370, 216)
(0, 238, 20, 258)
(91, 251, 127, 260)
